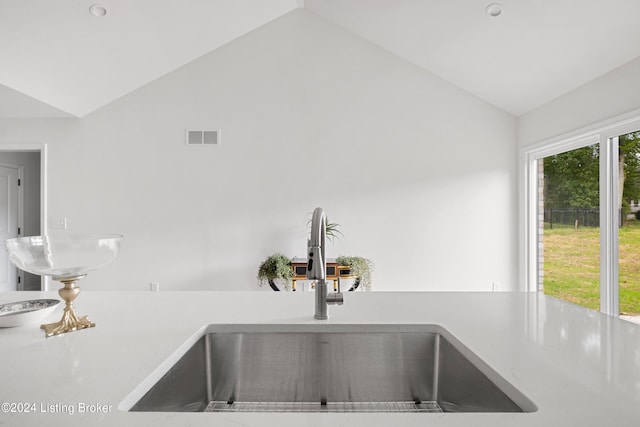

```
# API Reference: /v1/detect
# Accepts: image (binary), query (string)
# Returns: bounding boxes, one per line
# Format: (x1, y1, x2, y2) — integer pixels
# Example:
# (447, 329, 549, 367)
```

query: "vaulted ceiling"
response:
(2, 0, 640, 119)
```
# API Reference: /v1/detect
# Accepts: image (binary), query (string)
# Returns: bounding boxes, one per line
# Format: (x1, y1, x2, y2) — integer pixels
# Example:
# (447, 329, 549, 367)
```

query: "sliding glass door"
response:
(539, 144, 600, 311)
(526, 123, 640, 320)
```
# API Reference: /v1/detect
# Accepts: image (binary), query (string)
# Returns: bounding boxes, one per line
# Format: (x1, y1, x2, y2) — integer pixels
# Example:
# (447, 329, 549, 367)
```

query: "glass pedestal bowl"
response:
(5, 233, 123, 337)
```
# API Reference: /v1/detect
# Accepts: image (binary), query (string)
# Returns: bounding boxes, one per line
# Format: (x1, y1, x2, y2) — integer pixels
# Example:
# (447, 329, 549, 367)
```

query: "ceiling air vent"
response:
(186, 130, 220, 146)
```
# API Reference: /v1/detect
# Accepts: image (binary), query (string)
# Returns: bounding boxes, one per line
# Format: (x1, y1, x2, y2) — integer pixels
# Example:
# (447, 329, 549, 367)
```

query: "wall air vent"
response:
(186, 130, 220, 146)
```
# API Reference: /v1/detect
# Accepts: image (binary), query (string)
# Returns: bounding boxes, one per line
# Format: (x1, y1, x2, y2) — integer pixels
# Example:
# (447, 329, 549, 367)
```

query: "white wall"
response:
(0, 9, 518, 292)
(518, 57, 640, 147)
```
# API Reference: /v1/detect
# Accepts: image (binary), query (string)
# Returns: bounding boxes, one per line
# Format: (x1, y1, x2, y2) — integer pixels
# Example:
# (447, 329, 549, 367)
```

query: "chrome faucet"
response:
(307, 207, 343, 319)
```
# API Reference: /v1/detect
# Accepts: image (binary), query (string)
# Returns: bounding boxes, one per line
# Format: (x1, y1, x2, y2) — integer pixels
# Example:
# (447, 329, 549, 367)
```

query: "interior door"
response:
(0, 165, 19, 291)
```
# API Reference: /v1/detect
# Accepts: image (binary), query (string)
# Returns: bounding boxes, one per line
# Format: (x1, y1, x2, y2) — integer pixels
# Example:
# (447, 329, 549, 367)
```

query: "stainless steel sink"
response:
(124, 324, 536, 413)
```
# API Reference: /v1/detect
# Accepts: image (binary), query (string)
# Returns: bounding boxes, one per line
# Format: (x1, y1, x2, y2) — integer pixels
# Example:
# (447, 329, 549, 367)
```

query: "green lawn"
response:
(543, 220, 640, 315)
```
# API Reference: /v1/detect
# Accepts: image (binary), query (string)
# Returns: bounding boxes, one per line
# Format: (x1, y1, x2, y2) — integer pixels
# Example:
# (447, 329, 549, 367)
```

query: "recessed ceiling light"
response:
(89, 4, 107, 17)
(486, 3, 503, 17)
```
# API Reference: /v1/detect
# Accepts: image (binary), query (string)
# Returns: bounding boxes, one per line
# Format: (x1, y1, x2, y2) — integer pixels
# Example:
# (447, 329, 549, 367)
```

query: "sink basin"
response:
(123, 324, 536, 413)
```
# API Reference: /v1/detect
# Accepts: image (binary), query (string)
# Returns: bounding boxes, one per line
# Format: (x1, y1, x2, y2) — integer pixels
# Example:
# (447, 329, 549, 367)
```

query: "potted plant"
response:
(336, 256, 374, 291)
(257, 253, 293, 291)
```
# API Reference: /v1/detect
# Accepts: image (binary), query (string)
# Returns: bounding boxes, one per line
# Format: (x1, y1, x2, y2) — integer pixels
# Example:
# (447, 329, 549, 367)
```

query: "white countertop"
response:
(0, 290, 639, 426)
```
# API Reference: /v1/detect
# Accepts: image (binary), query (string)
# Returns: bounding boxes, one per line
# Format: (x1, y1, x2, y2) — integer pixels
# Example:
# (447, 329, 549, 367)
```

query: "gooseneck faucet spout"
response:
(307, 207, 343, 319)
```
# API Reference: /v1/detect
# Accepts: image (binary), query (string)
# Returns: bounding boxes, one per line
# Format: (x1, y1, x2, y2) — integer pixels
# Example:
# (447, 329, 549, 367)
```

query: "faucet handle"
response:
(306, 246, 325, 280)
(327, 291, 344, 305)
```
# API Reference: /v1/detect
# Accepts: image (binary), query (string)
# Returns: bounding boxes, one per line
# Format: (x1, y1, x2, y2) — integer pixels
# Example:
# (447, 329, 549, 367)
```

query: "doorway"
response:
(0, 145, 46, 291)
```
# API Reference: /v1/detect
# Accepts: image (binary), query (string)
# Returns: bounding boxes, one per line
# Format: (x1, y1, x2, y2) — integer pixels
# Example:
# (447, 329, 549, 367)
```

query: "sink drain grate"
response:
(205, 400, 443, 413)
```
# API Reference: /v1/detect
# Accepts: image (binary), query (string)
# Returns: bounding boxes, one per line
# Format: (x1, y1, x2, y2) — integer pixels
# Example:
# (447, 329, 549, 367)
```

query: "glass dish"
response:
(6, 233, 123, 279)
(5, 232, 123, 336)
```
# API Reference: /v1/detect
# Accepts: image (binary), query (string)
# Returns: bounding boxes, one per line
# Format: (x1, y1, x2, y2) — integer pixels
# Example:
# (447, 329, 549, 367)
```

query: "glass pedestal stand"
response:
(41, 274, 95, 337)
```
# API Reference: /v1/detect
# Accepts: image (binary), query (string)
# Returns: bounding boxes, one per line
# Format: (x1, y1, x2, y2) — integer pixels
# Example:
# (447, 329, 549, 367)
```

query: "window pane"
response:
(619, 132, 640, 317)
(539, 144, 600, 311)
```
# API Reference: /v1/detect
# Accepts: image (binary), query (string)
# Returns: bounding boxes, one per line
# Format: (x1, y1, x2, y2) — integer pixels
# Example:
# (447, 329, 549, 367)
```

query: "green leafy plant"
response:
(257, 253, 293, 291)
(336, 256, 374, 291)
(306, 215, 343, 242)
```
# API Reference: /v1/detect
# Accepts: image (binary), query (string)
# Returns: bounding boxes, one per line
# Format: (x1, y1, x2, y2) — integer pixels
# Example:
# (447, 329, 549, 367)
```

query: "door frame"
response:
(0, 162, 22, 289)
(0, 144, 47, 290)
